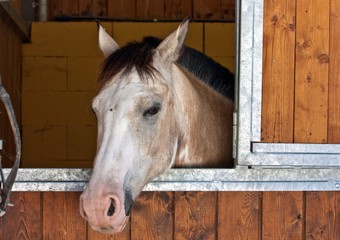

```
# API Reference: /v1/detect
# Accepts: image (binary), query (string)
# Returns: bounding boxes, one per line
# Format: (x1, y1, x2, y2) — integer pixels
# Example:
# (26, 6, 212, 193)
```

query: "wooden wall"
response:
(9, 0, 22, 17)
(262, 0, 340, 144)
(1, 191, 339, 239)
(0, 15, 22, 168)
(47, 0, 235, 21)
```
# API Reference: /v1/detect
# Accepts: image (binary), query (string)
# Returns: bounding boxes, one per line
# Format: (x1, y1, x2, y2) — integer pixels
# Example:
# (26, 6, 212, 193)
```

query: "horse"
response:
(79, 19, 235, 234)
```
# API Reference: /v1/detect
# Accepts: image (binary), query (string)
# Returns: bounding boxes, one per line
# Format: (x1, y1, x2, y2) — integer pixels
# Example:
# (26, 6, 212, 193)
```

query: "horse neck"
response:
(172, 65, 234, 168)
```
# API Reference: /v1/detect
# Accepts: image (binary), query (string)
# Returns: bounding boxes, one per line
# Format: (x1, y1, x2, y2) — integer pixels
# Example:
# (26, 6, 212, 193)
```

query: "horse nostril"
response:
(107, 199, 115, 217)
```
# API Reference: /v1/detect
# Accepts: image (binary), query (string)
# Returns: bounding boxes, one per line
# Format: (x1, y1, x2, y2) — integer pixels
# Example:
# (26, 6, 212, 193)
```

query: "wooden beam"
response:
(294, 0, 329, 143)
(0, 2, 30, 41)
(328, 0, 340, 143)
(261, 0, 295, 143)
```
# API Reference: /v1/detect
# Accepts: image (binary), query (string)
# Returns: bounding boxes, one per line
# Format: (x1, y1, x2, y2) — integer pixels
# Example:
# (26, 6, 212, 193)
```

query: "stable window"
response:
(3, 0, 340, 191)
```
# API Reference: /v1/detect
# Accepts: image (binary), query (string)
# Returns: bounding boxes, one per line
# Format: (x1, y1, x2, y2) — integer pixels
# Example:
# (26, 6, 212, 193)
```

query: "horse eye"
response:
(143, 104, 161, 117)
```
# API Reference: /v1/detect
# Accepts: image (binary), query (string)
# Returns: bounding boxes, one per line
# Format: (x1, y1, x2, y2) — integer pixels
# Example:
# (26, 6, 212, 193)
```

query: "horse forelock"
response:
(98, 38, 162, 92)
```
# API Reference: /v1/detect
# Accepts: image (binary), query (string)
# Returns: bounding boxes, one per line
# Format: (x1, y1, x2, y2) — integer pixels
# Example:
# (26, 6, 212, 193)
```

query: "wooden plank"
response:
(0, 20, 12, 168)
(0, 192, 42, 239)
(131, 192, 173, 240)
(107, 0, 135, 18)
(136, 0, 164, 19)
(305, 192, 340, 240)
(174, 192, 216, 240)
(88, 227, 116, 240)
(48, 0, 79, 20)
(336, 192, 340, 239)
(88, 218, 130, 239)
(220, 0, 235, 21)
(10, 0, 22, 16)
(43, 192, 86, 239)
(164, 0, 192, 19)
(294, 0, 329, 143)
(0, 2, 30, 40)
(115, 220, 130, 240)
(79, 0, 107, 17)
(261, 0, 296, 143)
(328, 0, 340, 143)
(5, 27, 18, 168)
(193, 0, 221, 20)
(218, 192, 261, 240)
(262, 192, 303, 240)
(0, 18, 22, 167)
(0, 202, 2, 240)
(0, 19, 8, 166)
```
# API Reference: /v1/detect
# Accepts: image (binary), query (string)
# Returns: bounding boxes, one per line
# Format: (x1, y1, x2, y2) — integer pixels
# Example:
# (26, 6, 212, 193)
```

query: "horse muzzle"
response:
(79, 190, 130, 234)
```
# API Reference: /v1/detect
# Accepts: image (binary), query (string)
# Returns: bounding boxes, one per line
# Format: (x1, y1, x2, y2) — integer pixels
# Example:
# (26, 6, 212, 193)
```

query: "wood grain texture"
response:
(46, 0, 236, 20)
(262, 192, 303, 240)
(10, 0, 22, 16)
(136, 0, 165, 19)
(48, 0, 79, 19)
(220, 0, 235, 20)
(218, 192, 261, 240)
(88, 218, 130, 239)
(193, 0, 221, 20)
(328, 0, 340, 143)
(335, 192, 340, 240)
(79, 0, 107, 17)
(0, 18, 22, 167)
(43, 192, 86, 240)
(0, 192, 339, 239)
(115, 220, 130, 240)
(0, 192, 42, 240)
(164, 0, 192, 19)
(107, 0, 135, 18)
(294, 0, 329, 143)
(175, 192, 217, 240)
(88, 228, 116, 240)
(305, 192, 340, 240)
(44, 0, 237, 20)
(131, 192, 173, 240)
(261, 0, 296, 143)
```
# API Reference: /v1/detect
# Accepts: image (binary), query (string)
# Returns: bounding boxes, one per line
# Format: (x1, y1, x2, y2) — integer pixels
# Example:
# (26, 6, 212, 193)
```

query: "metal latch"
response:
(232, 111, 238, 159)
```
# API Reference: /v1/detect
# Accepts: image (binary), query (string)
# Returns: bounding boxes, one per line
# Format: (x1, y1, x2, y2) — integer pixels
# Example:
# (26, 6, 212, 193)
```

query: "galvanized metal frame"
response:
(3, 0, 340, 191)
(236, 0, 263, 165)
(4, 168, 340, 191)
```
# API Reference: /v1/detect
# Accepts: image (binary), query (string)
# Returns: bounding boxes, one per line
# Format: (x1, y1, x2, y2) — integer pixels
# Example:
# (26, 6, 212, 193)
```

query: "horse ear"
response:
(156, 17, 189, 62)
(98, 23, 120, 57)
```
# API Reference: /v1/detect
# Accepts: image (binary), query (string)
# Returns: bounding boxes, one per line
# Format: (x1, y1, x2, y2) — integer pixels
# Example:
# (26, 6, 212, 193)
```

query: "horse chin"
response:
(90, 216, 129, 235)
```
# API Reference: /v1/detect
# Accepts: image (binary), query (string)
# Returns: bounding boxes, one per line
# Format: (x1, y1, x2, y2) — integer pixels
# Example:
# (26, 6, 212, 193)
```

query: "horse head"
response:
(80, 19, 190, 234)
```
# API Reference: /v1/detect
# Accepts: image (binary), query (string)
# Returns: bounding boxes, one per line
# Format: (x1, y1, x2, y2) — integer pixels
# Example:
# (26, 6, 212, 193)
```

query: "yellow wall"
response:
(22, 22, 235, 168)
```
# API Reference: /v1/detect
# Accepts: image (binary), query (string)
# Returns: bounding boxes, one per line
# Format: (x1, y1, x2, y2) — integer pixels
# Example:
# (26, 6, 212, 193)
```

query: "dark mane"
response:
(99, 39, 157, 89)
(100, 36, 234, 101)
(177, 43, 235, 100)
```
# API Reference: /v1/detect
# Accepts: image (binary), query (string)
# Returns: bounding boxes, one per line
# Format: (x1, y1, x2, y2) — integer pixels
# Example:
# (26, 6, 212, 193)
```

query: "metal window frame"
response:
(4, 0, 340, 192)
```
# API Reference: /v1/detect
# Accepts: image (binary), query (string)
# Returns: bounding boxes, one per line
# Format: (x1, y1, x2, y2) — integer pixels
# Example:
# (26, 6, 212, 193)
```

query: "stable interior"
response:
(21, 21, 236, 168)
